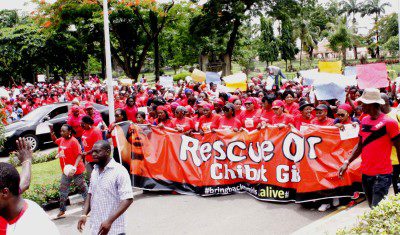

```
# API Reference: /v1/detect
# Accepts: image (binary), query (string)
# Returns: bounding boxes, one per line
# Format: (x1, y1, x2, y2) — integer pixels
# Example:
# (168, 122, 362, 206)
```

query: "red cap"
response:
(71, 105, 80, 112)
(85, 102, 93, 109)
(272, 100, 284, 109)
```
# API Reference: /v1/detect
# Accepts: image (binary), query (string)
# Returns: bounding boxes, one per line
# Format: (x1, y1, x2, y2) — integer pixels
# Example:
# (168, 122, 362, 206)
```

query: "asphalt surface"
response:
(53, 192, 331, 235)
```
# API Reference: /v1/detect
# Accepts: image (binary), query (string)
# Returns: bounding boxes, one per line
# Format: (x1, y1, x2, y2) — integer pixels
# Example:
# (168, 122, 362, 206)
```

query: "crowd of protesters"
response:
(2, 67, 400, 234)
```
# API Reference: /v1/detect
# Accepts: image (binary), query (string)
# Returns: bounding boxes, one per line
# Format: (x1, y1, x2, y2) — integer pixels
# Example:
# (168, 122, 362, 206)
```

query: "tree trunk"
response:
(375, 16, 380, 58)
(342, 48, 347, 64)
(199, 54, 208, 72)
(225, 17, 242, 76)
(353, 46, 358, 60)
(222, 54, 232, 77)
(285, 60, 288, 71)
(300, 41, 303, 68)
(154, 34, 160, 83)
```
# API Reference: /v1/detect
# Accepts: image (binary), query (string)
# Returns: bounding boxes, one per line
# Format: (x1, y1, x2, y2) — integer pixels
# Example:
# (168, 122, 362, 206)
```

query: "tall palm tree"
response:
(293, 18, 318, 68)
(339, 0, 362, 59)
(361, 0, 391, 57)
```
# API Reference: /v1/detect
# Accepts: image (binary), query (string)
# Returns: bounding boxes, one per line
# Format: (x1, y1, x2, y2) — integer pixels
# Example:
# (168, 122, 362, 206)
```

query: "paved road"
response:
(54, 192, 331, 235)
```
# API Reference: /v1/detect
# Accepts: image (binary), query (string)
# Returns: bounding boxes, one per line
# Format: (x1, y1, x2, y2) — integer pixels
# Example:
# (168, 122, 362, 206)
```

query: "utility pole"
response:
(103, 0, 115, 123)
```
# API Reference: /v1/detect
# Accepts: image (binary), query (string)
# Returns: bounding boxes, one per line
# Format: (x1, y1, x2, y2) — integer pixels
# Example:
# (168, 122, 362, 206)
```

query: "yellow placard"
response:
(318, 61, 342, 74)
(223, 72, 247, 92)
(191, 69, 206, 82)
(225, 82, 247, 92)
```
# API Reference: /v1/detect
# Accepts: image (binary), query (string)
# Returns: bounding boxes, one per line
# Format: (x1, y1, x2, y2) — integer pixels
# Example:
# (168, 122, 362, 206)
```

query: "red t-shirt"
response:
(284, 102, 300, 116)
(199, 114, 221, 132)
(271, 113, 295, 125)
(67, 114, 84, 138)
(238, 110, 261, 131)
(294, 114, 314, 129)
(124, 105, 138, 123)
(55, 137, 85, 175)
(81, 127, 103, 162)
(218, 116, 242, 130)
(310, 117, 334, 126)
(260, 108, 274, 123)
(171, 117, 194, 132)
(360, 113, 400, 175)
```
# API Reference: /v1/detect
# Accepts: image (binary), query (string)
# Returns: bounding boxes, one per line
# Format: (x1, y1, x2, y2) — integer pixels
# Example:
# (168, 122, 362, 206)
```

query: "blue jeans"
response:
(362, 174, 392, 208)
(274, 70, 287, 88)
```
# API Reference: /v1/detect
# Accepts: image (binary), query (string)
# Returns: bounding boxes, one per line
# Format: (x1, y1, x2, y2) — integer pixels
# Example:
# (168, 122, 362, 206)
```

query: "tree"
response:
(190, 0, 269, 76)
(279, 19, 296, 71)
(258, 17, 279, 66)
(377, 13, 398, 45)
(292, 0, 320, 68)
(234, 21, 258, 75)
(361, 0, 391, 57)
(340, 0, 362, 59)
(328, 17, 353, 64)
(383, 35, 399, 56)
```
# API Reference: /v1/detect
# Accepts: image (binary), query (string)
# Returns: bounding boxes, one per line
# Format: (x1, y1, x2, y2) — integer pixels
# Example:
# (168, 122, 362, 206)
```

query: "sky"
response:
(0, 0, 398, 35)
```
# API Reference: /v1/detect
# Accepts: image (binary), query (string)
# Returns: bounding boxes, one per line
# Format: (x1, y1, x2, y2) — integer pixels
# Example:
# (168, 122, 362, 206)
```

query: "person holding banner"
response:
(294, 101, 314, 130)
(199, 103, 221, 135)
(155, 106, 173, 128)
(171, 106, 194, 134)
(334, 104, 360, 130)
(271, 100, 294, 125)
(339, 88, 400, 208)
(311, 104, 334, 126)
(107, 109, 128, 165)
(238, 97, 262, 131)
(218, 103, 242, 131)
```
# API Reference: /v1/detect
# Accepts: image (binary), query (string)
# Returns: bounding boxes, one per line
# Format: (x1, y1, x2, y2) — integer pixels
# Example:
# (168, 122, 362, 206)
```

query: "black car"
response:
(2, 102, 110, 153)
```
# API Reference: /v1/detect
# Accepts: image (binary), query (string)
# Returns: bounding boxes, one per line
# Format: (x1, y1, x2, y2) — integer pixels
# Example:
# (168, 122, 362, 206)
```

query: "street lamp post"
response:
(103, 0, 115, 124)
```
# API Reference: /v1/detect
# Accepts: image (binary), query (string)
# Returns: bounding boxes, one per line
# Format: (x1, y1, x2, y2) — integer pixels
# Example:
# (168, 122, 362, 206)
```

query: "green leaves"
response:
(338, 194, 400, 234)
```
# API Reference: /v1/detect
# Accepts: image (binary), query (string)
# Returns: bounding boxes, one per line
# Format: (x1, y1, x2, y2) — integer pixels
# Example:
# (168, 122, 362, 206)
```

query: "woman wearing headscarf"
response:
(334, 103, 360, 129)
(198, 103, 221, 135)
(218, 103, 242, 131)
(232, 98, 244, 117)
(49, 124, 87, 218)
(238, 97, 261, 131)
(67, 105, 85, 144)
(171, 106, 194, 134)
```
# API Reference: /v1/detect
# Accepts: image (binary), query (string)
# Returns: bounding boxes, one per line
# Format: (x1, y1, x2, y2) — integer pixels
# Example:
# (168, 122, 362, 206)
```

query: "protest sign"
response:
(37, 75, 46, 82)
(356, 63, 388, 89)
(344, 66, 357, 79)
(159, 76, 174, 88)
(313, 81, 346, 104)
(191, 69, 206, 82)
(116, 124, 362, 203)
(223, 73, 247, 92)
(120, 78, 133, 86)
(206, 72, 221, 84)
(318, 61, 342, 74)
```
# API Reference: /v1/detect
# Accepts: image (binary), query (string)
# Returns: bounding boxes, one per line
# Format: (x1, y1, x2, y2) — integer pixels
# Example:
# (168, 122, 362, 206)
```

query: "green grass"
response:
(17, 159, 61, 187)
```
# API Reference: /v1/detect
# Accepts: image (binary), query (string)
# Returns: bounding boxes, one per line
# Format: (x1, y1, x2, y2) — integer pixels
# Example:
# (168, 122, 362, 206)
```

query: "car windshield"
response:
(20, 106, 51, 122)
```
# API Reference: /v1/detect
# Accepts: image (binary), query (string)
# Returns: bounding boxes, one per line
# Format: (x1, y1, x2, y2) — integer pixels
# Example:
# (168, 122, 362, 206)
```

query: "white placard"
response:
(37, 74, 46, 82)
(160, 76, 174, 88)
(339, 124, 360, 140)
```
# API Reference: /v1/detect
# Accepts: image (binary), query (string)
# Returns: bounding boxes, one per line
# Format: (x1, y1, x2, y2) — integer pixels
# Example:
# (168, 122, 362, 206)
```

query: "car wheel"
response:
(23, 134, 39, 152)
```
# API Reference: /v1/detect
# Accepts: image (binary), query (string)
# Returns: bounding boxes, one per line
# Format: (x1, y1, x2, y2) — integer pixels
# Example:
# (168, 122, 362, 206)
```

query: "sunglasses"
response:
(244, 103, 253, 106)
(336, 113, 346, 117)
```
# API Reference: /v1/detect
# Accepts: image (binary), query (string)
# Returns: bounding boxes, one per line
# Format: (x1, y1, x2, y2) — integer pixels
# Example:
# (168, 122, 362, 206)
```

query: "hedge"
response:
(8, 150, 57, 167)
(337, 194, 400, 234)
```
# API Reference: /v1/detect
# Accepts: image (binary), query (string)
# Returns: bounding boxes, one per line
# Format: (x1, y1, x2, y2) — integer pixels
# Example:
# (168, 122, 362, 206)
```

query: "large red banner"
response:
(115, 123, 362, 202)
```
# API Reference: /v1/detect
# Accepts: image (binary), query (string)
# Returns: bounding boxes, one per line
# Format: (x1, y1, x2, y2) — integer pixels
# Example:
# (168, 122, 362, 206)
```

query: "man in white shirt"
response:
(266, 65, 287, 89)
(78, 140, 133, 235)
